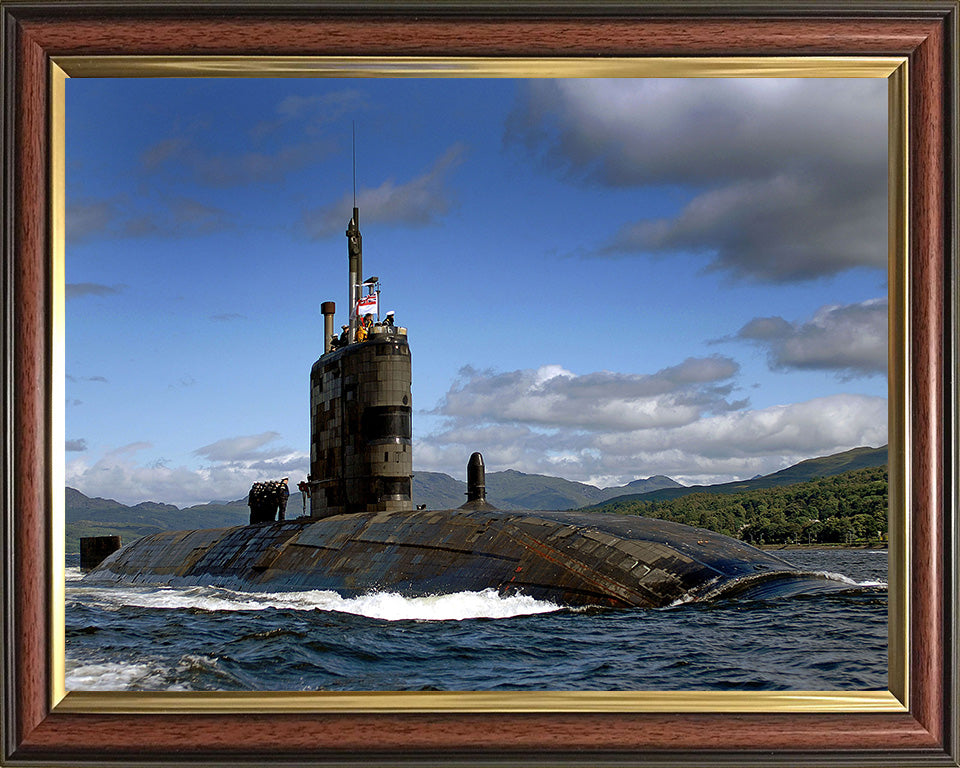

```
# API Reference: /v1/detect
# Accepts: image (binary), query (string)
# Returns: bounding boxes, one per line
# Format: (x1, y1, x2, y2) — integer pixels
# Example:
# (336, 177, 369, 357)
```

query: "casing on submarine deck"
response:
(84, 506, 836, 609)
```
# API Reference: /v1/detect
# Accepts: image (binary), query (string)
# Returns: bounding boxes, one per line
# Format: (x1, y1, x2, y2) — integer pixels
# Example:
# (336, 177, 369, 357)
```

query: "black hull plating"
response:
(84, 508, 841, 608)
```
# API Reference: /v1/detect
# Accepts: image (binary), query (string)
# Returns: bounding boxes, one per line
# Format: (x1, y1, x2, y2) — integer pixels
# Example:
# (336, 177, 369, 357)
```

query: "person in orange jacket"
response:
(357, 313, 373, 342)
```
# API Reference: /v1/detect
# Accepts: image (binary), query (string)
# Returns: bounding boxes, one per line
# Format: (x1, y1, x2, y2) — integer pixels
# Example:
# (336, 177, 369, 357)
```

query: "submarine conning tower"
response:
(308, 206, 413, 518)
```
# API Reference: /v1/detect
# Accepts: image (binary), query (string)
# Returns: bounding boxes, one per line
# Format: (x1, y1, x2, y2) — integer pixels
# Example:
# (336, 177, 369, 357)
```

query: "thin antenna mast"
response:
(347, 123, 362, 343)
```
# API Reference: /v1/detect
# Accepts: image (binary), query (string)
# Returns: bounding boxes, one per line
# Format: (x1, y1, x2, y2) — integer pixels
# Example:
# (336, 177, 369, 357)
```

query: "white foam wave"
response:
(811, 571, 888, 588)
(65, 660, 192, 691)
(322, 589, 562, 621)
(64, 566, 84, 583)
(66, 584, 562, 622)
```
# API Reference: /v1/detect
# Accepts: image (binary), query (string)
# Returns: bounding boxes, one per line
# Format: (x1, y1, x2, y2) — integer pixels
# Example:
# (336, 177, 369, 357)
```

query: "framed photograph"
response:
(2, 2, 956, 766)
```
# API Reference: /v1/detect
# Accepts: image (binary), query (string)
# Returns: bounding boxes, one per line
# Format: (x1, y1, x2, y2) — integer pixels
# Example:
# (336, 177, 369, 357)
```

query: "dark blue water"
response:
(65, 549, 887, 691)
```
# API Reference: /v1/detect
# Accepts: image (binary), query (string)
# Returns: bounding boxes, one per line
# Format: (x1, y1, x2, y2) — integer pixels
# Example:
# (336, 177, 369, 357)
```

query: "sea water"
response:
(64, 548, 887, 691)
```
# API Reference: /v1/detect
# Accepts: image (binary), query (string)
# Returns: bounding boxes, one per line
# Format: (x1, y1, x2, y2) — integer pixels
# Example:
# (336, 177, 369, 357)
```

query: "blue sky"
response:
(65, 77, 889, 507)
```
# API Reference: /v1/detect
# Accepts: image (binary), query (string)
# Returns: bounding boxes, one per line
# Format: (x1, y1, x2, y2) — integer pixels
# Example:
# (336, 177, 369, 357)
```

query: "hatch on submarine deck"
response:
(83, 204, 848, 608)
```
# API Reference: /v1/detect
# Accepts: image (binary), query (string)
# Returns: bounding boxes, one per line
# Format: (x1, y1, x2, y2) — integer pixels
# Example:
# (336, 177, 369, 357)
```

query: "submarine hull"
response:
(83, 508, 840, 608)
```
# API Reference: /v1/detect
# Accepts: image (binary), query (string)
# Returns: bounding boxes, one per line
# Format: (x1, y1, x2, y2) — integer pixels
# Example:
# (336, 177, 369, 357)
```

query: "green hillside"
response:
(486, 469, 603, 510)
(65, 445, 888, 551)
(412, 471, 468, 509)
(585, 445, 888, 509)
(486, 470, 679, 510)
(596, 465, 888, 546)
(65, 520, 168, 556)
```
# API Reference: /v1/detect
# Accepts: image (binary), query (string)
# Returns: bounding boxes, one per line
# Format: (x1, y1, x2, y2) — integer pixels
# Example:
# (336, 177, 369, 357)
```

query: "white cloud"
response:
(506, 79, 887, 282)
(66, 380, 888, 505)
(435, 357, 744, 432)
(66, 437, 309, 508)
(729, 298, 887, 377)
(303, 144, 465, 239)
(418, 358, 887, 487)
(194, 431, 284, 463)
(508, 79, 884, 187)
(590, 394, 887, 460)
(604, 174, 885, 281)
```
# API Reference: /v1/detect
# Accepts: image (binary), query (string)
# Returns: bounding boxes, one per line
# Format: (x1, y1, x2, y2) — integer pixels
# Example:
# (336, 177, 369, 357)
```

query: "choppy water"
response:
(65, 548, 887, 692)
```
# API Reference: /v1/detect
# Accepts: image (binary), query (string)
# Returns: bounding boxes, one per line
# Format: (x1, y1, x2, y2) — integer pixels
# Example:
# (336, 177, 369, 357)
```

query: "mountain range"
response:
(64, 444, 888, 553)
(411, 469, 681, 511)
(582, 444, 890, 509)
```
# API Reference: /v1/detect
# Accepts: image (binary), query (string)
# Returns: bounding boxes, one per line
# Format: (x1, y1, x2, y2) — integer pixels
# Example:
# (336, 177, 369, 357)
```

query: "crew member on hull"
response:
(356, 313, 373, 342)
(278, 478, 290, 521)
(297, 478, 311, 515)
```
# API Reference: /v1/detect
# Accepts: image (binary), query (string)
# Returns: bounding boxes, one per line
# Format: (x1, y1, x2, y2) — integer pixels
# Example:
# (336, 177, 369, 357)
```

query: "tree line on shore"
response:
(597, 466, 887, 545)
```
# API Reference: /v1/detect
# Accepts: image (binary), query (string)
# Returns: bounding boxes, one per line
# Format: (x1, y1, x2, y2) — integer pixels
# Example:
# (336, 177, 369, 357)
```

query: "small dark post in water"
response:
(321, 301, 336, 353)
(80, 535, 121, 571)
(460, 452, 496, 510)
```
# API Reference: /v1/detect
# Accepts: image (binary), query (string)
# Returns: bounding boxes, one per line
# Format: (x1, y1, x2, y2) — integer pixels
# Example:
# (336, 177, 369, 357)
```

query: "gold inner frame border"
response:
(49, 55, 909, 715)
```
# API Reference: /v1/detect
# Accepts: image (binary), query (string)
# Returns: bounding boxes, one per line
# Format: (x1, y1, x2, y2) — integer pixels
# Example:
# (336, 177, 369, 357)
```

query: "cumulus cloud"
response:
(418, 358, 887, 486)
(436, 357, 744, 432)
(66, 283, 124, 300)
(507, 79, 884, 187)
(67, 436, 309, 508)
(419, 392, 887, 488)
(194, 431, 284, 463)
(65, 438, 87, 452)
(506, 79, 887, 282)
(729, 298, 887, 377)
(303, 144, 465, 239)
(603, 174, 884, 281)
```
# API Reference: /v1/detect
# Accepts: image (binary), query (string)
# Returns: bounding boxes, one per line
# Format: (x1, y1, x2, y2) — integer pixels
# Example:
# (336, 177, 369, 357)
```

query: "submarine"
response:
(83, 207, 847, 609)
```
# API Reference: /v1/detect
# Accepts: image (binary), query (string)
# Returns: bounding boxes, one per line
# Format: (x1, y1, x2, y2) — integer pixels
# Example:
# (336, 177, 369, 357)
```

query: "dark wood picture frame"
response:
(2, 2, 957, 765)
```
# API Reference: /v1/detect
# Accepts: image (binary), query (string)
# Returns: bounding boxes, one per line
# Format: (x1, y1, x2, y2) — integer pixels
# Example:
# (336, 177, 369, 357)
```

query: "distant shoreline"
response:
(759, 542, 887, 551)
